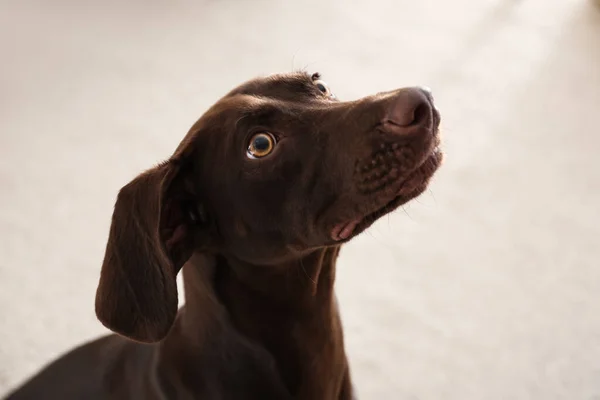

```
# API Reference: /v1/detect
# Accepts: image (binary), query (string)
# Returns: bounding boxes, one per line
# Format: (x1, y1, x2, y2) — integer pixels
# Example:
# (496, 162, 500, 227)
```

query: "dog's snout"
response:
(384, 87, 432, 130)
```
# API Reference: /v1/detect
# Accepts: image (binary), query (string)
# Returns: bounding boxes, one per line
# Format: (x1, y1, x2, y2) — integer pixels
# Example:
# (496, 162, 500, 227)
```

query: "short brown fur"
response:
(6, 72, 442, 400)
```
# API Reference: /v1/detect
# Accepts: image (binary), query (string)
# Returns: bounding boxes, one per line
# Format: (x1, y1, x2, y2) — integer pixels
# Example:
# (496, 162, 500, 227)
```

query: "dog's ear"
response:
(95, 158, 201, 343)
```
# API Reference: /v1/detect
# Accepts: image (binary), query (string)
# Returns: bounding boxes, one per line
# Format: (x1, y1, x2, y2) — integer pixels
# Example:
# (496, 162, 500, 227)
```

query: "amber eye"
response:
(313, 79, 332, 97)
(247, 132, 276, 159)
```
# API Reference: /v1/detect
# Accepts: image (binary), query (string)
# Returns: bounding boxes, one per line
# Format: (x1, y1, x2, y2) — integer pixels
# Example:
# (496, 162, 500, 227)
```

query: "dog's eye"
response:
(313, 80, 332, 97)
(247, 132, 276, 159)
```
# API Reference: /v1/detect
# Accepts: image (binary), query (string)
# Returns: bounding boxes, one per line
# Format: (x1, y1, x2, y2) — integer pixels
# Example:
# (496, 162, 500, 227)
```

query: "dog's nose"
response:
(384, 87, 432, 129)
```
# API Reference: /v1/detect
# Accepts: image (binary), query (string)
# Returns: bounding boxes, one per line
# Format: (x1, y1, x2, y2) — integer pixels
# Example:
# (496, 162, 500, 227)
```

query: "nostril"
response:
(412, 102, 430, 126)
(384, 89, 432, 129)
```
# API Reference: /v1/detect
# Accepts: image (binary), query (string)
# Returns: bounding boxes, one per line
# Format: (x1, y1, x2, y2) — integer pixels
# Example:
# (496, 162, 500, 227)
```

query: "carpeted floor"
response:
(1, 0, 599, 398)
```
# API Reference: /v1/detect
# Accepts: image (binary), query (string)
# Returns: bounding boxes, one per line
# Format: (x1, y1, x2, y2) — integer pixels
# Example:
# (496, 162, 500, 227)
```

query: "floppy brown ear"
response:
(95, 159, 198, 343)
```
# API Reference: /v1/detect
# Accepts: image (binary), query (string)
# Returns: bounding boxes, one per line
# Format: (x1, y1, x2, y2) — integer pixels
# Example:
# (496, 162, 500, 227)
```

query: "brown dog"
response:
(5, 72, 442, 400)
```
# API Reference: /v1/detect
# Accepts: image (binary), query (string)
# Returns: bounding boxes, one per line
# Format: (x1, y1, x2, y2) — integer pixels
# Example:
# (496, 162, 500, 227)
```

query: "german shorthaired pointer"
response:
(6, 72, 442, 400)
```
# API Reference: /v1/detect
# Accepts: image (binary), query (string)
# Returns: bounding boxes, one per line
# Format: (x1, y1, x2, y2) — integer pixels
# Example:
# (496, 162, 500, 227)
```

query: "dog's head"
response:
(95, 72, 443, 342)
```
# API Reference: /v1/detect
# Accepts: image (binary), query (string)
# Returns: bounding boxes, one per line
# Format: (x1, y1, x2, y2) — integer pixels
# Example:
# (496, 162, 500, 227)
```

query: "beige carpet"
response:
(1, 0, 599, 398)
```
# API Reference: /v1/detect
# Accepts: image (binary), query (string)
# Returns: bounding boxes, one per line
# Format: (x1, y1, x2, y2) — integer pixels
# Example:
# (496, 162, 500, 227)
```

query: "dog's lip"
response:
(331, 219, 361, 241)
(330, 145, 443, 242)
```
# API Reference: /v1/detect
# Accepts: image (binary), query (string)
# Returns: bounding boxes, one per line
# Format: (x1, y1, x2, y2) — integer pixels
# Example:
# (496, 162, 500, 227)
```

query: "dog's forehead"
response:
(177, 73, 323, 155)
(226, 72, 319, 101)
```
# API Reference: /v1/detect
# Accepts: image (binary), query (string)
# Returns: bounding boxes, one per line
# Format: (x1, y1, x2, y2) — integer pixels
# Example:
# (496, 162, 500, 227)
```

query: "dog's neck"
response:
(174, 246, 349, 397)
(217, 246, 340, 302)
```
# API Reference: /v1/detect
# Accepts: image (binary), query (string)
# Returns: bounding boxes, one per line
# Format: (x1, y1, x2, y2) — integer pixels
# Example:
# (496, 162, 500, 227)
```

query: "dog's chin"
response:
(330, 146, 443, 243)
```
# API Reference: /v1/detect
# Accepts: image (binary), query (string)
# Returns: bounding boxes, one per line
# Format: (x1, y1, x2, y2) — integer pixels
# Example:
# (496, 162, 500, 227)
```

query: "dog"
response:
(5, 71, 442, 400)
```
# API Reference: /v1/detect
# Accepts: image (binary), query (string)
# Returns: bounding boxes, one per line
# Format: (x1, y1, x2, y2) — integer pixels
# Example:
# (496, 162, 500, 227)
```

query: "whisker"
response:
(401, 206, 413, 220)
(291, 48, 302, 71)
(234, 113, 250, 129)
(427, 189, 438, 205)
(299, 258, 316, 285)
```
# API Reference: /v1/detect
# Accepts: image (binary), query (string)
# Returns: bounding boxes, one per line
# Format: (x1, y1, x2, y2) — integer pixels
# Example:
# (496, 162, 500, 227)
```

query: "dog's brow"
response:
(229, 74, 319, 101)
(233, 94, 298, 116)
(234, 104, 296, 131)
(234, 113, 251, 129)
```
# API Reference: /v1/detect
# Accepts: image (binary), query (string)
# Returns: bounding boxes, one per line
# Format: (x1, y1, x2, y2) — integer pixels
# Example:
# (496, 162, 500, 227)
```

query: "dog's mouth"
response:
(330, 143, 443, 242)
